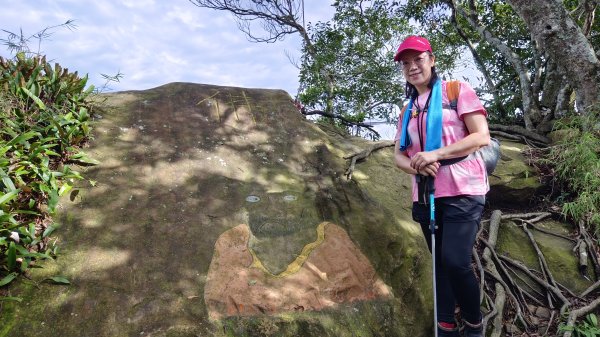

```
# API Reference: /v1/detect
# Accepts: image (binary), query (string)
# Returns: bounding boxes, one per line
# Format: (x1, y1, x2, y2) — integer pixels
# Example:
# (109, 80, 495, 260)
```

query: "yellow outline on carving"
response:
(248, 222, 330, 278)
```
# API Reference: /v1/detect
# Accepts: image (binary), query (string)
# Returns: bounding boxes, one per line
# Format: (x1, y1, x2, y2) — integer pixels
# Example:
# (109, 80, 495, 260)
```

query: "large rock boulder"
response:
(2, 83, 433, 337)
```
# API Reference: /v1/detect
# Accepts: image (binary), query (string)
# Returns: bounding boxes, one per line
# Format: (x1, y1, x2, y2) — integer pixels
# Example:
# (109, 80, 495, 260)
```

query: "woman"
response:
(393, 35, 490, 337)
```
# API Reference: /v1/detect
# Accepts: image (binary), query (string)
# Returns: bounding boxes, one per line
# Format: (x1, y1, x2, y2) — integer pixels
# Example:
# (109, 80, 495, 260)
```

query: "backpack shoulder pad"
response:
(446, 80, 460, 110)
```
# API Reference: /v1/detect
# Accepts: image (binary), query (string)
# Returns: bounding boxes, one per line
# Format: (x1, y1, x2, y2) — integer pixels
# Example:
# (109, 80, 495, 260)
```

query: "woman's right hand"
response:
(417, 162, 440, 177)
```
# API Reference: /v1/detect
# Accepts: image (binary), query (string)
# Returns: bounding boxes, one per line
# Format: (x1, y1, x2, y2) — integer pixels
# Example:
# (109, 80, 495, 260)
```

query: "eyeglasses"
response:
(398, 54, 431, 70)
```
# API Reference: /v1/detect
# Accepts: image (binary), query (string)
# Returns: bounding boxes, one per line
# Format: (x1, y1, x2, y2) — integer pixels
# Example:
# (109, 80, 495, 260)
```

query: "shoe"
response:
(437, 322, 459, 337)
(462, 319, 483, 337)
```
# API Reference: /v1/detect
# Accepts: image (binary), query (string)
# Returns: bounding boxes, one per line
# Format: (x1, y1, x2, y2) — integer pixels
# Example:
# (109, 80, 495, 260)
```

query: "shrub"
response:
(540, 106, 600, 235)
(559, 313, 600, 337)
(0, 52, 96, 287)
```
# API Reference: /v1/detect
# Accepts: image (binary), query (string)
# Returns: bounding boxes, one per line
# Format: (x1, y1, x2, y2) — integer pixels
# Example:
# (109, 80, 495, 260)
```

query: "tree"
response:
(189, 0, 414, 138)
(188, 0, 340, 114)
(401, 0, 599, 134)
(189, 0, 598, 136)
(504, 0, 600, 116)
(297, 0, 410, 138)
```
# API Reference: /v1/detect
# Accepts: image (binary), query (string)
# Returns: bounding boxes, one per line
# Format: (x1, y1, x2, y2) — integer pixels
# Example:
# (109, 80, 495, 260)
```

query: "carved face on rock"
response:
(245, 191, 319, 235)
(244, 190, 321, 274)
(204, 188, 393, 320)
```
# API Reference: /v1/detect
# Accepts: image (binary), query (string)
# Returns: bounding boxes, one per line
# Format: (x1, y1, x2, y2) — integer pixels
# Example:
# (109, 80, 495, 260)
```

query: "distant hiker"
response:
(393, 35, 490, 337)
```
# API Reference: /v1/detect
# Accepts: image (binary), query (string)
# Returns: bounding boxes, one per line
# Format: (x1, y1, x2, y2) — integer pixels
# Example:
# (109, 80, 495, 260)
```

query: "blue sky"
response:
(0, 1, 334, 96)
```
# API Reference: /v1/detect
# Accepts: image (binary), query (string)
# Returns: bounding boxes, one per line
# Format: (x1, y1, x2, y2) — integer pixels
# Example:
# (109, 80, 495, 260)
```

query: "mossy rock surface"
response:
(487, 140, 543, 207)
(1, 83, 432, 337)
(496, 219, 594, 295)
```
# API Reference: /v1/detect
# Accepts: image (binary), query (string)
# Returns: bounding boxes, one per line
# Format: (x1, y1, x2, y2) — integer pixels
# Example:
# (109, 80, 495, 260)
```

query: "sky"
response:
(0, 1, 482, 140)
(0, 0, 335, 96)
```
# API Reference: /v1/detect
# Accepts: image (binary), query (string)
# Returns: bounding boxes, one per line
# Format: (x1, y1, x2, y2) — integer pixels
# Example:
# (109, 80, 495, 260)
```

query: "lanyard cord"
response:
(415, 90, 433, 152)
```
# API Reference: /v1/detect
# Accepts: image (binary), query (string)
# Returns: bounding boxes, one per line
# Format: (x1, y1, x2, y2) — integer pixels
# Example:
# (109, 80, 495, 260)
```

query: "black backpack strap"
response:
(439, 152, 476, 166)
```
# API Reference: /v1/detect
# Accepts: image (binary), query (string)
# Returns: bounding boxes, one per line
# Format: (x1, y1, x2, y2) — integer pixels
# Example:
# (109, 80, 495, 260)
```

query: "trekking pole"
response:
(428, 176, 438, 337)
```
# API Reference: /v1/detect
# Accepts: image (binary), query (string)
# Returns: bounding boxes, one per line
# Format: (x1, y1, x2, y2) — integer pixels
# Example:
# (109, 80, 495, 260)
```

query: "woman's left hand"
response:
(410, 151, 440, 171)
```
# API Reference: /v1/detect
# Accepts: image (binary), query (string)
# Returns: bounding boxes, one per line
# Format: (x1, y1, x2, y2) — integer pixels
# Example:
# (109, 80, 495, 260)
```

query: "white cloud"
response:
(122, 0, 156, 10)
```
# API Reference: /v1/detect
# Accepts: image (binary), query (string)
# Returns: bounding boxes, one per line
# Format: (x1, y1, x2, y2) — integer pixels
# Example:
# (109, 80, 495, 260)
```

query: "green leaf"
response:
(43, 224, 58, 238)
(45, 276, 70, 285)
(14, 209, 39, 216)
(559, 324, 574, 332)
(47, 189, 59, 213)
(69, 152, 99, 165)
(14, 249, 51, 260)
(7, 242, 16, 271)
(7, 131, 38, 147)
(25, 65, 43, 89)
(47, 117, 67, 139)
(20, 258, 29, 272)
(20, 87, 47, 110)
(15, 51, 25, 61)
(589, 314, 598, 327)
(28, 223, 36, 239)
(0, 168, 17, 192)
(58, 183, 73, 197)
(44, 149, 60, 157)
(0, 296, 22, 302)
(15, 245, 30, 256)
(0, 273, 18, 287)
(77, 107, 89, 122)
(0, 190, 20, 206)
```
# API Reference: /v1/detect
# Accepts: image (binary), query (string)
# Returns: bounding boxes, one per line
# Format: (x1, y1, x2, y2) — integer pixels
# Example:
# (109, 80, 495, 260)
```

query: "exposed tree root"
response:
(480, 210, 509, 336)
(343, 140, 394, 179)
(489, 130, 549, 148)
(578, 220, 600, 278)
(488, 124, 550, 145)
(474, 210, 600, 336)
(580, 279, 600, 298)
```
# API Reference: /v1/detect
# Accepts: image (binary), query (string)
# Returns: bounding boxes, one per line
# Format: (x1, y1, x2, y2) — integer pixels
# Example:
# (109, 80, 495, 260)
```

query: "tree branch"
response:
(301, 109, 381, 139)
(343, 140, 395, 179)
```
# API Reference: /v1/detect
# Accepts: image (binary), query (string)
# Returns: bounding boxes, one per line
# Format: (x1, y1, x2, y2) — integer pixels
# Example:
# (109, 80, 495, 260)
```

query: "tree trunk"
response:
(505, 0, 600, 113)
(454, 3, 542, 131)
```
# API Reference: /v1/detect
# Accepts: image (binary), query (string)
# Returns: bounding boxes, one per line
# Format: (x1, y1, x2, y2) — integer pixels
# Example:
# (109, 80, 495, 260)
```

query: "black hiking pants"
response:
(412, 195, 485, 325)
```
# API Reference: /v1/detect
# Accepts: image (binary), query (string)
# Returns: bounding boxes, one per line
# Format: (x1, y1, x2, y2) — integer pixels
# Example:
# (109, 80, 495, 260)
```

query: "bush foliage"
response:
(0, 52, 96, 287)
(545, 107, 600, 233)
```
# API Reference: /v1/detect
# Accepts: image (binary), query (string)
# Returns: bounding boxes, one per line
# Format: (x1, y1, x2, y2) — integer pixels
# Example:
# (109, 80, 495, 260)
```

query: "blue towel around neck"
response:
(399, 79, 443, 152)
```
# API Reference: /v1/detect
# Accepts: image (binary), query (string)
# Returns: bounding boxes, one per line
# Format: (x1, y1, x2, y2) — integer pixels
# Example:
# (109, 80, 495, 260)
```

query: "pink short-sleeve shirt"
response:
(395, 81, 489, 201)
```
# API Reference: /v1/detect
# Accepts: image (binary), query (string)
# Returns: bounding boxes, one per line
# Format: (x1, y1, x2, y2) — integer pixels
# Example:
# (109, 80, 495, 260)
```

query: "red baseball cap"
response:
(393, 36, 433, 62)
